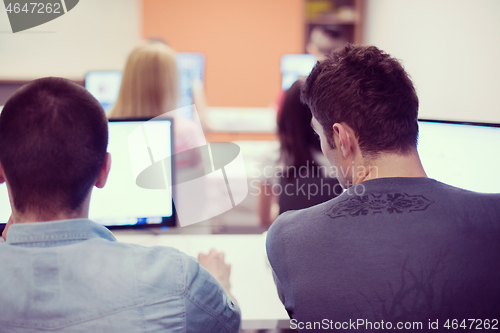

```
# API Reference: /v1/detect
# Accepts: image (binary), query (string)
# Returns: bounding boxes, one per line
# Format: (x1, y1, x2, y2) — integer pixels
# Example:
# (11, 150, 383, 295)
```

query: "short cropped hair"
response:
(301, 44, 419, 157)
(0, 77, 108, 215)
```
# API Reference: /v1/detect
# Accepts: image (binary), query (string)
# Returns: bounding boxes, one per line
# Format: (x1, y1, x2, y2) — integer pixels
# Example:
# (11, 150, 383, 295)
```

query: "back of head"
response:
(278, 80, 321, 171)
(0, 77, 108, 216)
(301, 44, 419, 158)
(306, 26, 348, 61)
(108, 41, 179, 119)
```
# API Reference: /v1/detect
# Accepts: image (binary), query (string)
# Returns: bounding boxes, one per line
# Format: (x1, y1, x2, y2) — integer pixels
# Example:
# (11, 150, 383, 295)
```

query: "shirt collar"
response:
(6, 219, 116, 245)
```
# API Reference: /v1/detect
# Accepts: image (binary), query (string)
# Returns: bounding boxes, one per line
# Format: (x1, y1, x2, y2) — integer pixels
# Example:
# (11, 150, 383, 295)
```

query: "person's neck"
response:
(11, 210, 87, 224)
(9, 191, 91, 224)
(352, 150, 427, 185)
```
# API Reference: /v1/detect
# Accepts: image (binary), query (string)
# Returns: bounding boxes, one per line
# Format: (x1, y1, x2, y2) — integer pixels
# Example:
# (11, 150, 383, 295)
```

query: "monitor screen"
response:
(417, 119, 500, 193)
(280, 54, 317, 90)
(85, 52, 205, 117)
(84, 71, 122, 112)
(0, 118, 176, 228)
(176, 53, 205, 118)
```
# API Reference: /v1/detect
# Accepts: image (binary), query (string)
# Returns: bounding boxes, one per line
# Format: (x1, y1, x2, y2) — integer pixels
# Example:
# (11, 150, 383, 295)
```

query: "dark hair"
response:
(301, 44, 419, 157)
(278, 80, 322, 174)
(0, 77, 108, 214)
(322, 26, 342, 39)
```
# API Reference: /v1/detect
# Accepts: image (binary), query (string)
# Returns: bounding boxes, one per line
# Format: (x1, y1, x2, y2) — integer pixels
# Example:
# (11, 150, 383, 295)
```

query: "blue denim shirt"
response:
(0, 219, 241, 332)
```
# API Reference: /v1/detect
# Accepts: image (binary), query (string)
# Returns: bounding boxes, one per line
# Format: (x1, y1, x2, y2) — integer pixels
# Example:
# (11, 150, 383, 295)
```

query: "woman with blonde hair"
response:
(108, 41, 179, 118)
(109, 41, 206, 168)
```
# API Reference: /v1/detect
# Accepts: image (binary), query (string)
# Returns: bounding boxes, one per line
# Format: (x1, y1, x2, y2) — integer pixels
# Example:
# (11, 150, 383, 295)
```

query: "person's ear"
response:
(0, 161, 6, 184)
(333, 123, 351, 159)
(95, 153, 111, 189)
(2, 215, 13, 241)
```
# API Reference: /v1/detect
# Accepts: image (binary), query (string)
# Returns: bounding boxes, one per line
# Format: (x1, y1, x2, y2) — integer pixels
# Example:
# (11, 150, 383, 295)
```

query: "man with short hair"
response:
(0, 77, 241, 332)
(266, 45, 500, 329)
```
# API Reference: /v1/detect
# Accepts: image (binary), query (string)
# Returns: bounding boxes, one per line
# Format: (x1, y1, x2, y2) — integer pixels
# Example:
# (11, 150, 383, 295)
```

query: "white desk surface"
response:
(207, 107, 277, 133)
(113, 232, 289, 328)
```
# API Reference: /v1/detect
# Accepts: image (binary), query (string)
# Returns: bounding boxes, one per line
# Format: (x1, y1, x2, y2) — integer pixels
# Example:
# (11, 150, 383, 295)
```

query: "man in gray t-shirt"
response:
(266, 45, 500, 331)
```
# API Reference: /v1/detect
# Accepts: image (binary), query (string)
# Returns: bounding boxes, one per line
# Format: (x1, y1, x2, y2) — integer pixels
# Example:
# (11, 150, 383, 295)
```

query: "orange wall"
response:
(142, 0, 304, 107)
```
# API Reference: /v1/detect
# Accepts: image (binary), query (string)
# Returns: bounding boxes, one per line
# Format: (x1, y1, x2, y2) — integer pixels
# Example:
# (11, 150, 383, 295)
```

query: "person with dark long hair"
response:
(258, 80, 341, 227)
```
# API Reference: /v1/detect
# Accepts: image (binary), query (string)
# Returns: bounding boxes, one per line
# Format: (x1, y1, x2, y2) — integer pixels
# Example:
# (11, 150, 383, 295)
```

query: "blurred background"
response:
(1, 0, 500, 230)
(1, 0, 499, 123)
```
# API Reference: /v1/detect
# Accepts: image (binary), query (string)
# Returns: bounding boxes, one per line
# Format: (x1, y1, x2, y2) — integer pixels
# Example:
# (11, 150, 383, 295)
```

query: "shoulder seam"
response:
(183, 291, 238, 333)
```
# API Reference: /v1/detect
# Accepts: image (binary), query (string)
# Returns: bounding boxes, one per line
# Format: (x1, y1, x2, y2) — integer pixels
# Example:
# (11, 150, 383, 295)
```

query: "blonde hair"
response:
(108, 42, 179, 118)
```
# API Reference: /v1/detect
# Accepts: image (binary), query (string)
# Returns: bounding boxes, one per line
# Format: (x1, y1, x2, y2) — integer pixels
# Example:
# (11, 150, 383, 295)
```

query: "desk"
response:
(204, 106, 277, 143)
(113, 232, 290, 330)
(206, 131, 276, 142)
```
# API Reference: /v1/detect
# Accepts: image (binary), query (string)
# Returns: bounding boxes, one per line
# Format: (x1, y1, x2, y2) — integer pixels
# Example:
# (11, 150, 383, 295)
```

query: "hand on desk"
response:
(198, 249, 233, 297)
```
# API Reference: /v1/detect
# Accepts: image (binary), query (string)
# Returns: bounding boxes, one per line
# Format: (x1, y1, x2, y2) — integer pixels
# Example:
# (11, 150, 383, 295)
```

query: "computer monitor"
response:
(84, 52, 205, 117)
(417, 119, 500, 193)
(176, 53, 205, 118)
(0, 118, 176, 229)
(84, 71, 122, 112)
(280, 54, 317, 90)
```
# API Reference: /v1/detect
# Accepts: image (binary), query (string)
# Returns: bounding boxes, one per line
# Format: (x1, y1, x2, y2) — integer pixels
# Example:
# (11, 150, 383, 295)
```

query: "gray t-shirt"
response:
(266, 177, 500, 330)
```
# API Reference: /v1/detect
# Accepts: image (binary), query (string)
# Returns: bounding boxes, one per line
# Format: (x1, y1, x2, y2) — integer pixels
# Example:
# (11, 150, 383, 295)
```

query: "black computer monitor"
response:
(0, 118, 176, 229)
